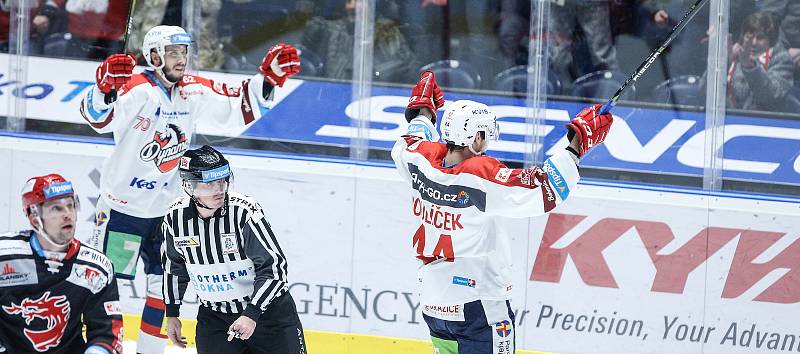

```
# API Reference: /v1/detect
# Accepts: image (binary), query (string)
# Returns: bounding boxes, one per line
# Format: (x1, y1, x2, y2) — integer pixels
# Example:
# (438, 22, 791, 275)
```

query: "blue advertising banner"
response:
(248, 80, 800, 186)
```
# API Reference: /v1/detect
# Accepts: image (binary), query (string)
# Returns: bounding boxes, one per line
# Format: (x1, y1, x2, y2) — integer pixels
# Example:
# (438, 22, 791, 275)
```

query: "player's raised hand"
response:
(95, 53, 136, 94)
(260, 43, 301, 87)
(566, 104, 613, 157)
(405, 70, 445, 123)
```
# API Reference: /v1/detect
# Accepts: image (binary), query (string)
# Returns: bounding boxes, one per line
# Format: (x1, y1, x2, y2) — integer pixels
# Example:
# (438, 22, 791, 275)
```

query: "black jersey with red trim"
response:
(0, 231, 123, 354)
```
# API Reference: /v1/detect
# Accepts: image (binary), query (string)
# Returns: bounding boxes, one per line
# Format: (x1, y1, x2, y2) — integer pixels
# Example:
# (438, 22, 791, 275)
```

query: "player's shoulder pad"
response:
(0, 229, 30, 239)
(118, 73, 155, 96)
(75, 243, 114, 276)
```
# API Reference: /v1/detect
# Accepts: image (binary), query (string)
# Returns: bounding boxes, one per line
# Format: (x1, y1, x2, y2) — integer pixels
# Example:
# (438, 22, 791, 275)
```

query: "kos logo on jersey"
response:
(130, 177, 157, 189)
(139, 124, 189, 173)
(2, 291, 71, 352)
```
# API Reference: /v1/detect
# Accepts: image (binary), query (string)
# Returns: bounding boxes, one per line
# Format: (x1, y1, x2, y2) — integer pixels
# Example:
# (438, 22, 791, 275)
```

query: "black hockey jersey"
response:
(0, 231, 123, 354)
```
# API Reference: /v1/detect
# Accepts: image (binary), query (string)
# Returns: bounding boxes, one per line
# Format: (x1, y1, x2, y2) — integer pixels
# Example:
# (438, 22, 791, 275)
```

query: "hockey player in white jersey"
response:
(79, 25, 300, 354)
(392, 71, 613, 354)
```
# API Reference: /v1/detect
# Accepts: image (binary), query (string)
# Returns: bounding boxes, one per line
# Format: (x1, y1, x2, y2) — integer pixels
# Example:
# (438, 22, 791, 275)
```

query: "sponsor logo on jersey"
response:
(407, 123, 433, 141)
(76, 248, 113, 275)
(130, 177, 157, 190)
(0, 259, 37, 286)
(495, 168, 512, 183)
(495, 320, 513, 337)
(68, 264, 108, 294)
(543, 159, 569, 200)
(187, 265, 254, 296)
(179, 156, 191, 169)
(139, 123, 189, 173)
(174, 236, 200, 248)
(407, 164, 487, 211)
(95, 211, 108, 227)
(2, 291, 71, 352)
(221, 233, 238, 255)
(106, 193, 128, 205)
(0, 240, 32, 256)
(452, 276, 476, 288)
(104, 301, 121, 316)
(422, 304, 465, 321)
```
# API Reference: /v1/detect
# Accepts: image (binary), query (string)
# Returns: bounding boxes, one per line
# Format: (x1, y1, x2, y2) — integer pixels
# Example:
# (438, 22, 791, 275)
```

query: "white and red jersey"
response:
(391, 117, 580, 306)
(80, 70, 273, 218)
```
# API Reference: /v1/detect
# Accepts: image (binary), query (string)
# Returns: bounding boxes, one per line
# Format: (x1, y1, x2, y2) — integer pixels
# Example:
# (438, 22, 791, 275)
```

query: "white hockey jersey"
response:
(80, 70, 273, 218)
(391, 118, 580, 306)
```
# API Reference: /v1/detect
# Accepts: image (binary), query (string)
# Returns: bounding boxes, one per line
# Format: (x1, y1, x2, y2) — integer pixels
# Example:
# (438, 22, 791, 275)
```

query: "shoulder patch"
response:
(68, 263, 110, 294)
(76, 246, 114, 275)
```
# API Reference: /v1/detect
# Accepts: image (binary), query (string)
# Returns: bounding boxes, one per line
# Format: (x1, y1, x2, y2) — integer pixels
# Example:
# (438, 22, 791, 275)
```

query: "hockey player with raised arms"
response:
(392, 71, 613, 353)
(79, 25, 301, 353)
(0, 174, 122, 354)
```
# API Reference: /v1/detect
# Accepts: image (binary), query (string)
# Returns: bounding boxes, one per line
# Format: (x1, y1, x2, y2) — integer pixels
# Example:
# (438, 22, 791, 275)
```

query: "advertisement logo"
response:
(452, 276, 476, 288)
(407, 164, 487, 211)
(495, 320, 513, 337)
(129, 177, 157, 190)
(2, 291, 71, 352)
(71, 265, 107, 293)
(139, 124, 189, 173)
(0, 260, 37, 286)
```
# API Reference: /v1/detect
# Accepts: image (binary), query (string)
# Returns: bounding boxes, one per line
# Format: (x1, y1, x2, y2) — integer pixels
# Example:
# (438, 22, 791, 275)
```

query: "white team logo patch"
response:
(104, 301, 121, 316)
(179, 156, 191, 169)
(67, 264, 108, 294)
(221, 233, 238, 255)
(495, 168, 512, 183)
(174, 236, 200, 248)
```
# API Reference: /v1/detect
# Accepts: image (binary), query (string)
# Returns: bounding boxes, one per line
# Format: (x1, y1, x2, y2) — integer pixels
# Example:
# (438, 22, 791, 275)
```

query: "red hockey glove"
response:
(405, 70, 445, 122)
(260, 43, 301, 87)
(95, 53, 136, 94)
(565, 104, 614, 157)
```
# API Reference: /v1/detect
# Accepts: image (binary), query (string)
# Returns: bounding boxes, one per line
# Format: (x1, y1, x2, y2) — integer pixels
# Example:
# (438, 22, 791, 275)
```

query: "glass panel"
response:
(720, 0, 800, 198)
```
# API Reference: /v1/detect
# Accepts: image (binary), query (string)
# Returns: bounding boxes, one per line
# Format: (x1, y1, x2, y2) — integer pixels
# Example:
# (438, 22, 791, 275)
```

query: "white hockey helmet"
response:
(142, 25, 193, 70)
(440, 100, 499, 154)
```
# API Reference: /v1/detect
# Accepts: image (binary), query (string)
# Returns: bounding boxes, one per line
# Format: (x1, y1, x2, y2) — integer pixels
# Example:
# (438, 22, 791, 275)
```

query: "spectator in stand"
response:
(546, 0, 619, 91)
(0, 0, 64, 54)
(301, 0, 417, 83)
(127, 0, 226, 70)
(757, 0, 800, 91)
(54, 0, 131, 59)
(707, 11, 794, 112)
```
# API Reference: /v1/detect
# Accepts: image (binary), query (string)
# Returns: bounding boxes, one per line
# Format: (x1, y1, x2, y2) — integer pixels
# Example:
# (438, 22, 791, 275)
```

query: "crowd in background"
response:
(2, 0, 799, 115)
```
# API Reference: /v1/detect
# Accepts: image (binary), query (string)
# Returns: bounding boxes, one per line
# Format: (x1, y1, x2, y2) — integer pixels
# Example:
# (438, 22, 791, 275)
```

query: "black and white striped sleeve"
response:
(161, 213, 190, 318)
(240, 204, 289, 321)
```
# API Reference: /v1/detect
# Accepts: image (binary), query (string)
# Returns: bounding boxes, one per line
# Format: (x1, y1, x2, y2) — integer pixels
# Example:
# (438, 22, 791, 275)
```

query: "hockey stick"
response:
(122, 0, 137, 53)
(598, 0, 710, 115)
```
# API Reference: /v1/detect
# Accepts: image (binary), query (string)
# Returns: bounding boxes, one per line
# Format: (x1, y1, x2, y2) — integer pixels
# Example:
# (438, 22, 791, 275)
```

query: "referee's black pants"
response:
(195, 292, 307, 354)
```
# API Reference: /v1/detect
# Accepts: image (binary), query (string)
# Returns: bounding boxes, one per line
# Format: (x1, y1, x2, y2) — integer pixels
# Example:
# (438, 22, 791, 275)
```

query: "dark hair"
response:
(739, 12, 779, 47)
(445, 131, 486, 153)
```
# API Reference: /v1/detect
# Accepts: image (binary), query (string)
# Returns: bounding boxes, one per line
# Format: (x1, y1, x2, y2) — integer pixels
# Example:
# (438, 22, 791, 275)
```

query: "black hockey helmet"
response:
(179, 145, 231, 183)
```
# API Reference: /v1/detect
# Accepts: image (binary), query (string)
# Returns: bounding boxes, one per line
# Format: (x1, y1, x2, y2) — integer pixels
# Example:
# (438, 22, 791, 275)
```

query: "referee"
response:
(161, 145, 306, 354)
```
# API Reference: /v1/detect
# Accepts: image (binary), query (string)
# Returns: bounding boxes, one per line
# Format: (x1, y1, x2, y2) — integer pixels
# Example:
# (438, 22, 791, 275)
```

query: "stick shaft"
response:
(599, 0, 710, 114)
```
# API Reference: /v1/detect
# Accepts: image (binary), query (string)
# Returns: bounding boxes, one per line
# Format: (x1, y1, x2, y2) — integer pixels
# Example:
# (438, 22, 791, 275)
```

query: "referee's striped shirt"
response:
(161, 191, 288, 321)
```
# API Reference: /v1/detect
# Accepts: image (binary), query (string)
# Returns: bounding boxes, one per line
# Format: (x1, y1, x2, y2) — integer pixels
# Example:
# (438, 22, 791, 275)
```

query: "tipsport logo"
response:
(139, 124, 189, 173)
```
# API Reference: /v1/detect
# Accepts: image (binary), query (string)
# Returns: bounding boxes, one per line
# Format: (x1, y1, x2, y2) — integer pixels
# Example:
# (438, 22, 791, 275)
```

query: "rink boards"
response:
(0, 134, 798, 354)
(2, 54, 800, 186)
